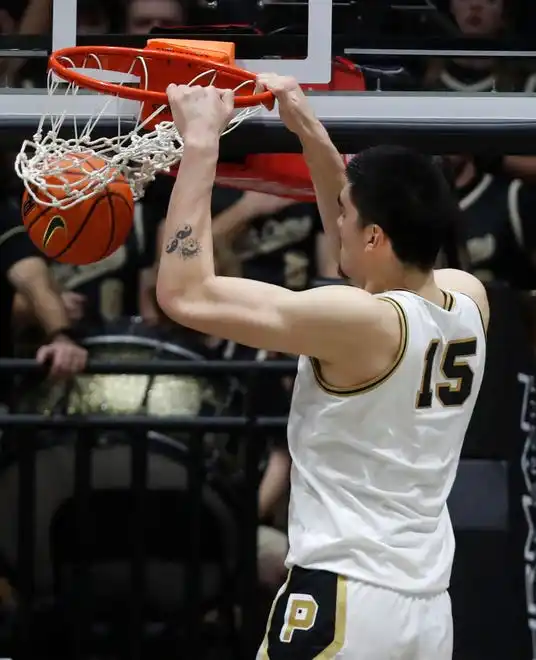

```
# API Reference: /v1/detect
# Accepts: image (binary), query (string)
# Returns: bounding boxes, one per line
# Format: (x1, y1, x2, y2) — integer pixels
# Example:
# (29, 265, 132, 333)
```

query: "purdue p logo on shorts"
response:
(280, 593, 319, 643)
(258, 567, 347, 659)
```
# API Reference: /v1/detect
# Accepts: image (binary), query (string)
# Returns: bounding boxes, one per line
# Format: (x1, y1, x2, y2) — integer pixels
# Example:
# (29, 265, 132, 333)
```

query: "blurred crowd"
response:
(0, 0, 535, 654)
(1, 0, 536, 92)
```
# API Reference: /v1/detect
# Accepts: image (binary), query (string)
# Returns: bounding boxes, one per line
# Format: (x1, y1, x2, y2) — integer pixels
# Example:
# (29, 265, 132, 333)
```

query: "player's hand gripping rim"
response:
(256, 73, 317, 136)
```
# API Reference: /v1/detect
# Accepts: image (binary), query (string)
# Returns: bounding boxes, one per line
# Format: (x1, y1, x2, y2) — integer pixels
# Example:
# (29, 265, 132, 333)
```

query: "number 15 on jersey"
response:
(416, 338, 478, 409)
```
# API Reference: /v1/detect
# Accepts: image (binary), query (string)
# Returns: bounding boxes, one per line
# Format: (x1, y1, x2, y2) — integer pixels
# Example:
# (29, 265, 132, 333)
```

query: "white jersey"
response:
(285, 289, 486, 594)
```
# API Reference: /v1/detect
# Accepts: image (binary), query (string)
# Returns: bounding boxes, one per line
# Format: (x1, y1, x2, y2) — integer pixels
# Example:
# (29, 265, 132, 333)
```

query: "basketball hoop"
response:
(15, 40, 272, 210)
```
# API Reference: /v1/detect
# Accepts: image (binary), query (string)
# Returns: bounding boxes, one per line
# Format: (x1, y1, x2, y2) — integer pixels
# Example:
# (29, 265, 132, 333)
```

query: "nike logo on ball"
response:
(43, 216, 66, 248)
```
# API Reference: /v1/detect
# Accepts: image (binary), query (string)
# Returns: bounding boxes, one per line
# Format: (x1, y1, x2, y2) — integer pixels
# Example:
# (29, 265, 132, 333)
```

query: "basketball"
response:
(21, 154, 134, 265)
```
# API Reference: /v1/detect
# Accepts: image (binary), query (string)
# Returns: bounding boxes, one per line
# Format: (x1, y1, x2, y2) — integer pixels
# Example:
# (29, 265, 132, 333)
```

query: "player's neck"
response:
(365, 268, 440, 301)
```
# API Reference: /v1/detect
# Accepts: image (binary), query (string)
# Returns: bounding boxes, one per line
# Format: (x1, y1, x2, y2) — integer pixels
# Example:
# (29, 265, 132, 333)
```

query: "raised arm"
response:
(156, 85, 400, 363)
(257, 75, 347, 263)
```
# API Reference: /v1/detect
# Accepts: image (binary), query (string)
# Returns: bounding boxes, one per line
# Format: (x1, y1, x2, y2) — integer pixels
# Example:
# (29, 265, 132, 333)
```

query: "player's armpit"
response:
(434, 268, 490, 330)
(157, 278, 395, 361)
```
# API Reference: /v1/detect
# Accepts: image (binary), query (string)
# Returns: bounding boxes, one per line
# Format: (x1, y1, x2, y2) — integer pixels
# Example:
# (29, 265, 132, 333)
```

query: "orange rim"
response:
(48, 45, 273, 108)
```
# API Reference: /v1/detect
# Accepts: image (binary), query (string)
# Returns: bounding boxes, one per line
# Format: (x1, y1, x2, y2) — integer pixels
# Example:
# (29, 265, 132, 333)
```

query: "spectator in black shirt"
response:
(0, 196, 87, 398)
(211, 188, 337, 289)
(451, 154, 536, 289)
(423, 0, 534, 93)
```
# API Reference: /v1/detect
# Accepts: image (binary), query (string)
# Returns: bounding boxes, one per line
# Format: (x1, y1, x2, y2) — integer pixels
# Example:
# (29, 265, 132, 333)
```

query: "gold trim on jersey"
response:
(314, 575, 348, 659)
(392, 287, 454, 311)
(310, 296, 408, 396)
(444, 290, 455, 311)
(454, 291, 487, 336)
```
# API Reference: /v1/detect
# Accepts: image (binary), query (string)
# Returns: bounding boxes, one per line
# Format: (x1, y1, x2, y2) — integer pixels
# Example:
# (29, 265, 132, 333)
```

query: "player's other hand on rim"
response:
(166, 84, 235, 144)
(257, 74, 316, 136)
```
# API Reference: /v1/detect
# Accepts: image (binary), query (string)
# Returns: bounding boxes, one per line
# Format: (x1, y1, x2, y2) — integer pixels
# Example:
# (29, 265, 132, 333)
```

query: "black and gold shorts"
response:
(256, 566, 347, 660)
(256, 566, 453, 660)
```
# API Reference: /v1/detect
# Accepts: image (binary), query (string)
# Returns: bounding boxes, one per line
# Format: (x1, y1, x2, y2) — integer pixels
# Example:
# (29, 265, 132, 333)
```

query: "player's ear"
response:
(368, 224, 381, 246)
(362, 224, 378, 254)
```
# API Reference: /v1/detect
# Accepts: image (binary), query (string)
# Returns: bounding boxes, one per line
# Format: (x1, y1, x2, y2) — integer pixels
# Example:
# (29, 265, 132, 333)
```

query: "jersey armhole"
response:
(451, 291, 487, 337)
(309, 295, 409, 396)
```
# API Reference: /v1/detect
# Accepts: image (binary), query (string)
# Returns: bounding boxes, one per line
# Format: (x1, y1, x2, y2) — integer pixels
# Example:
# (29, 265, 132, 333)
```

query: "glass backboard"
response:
(1, 0, 536, 153)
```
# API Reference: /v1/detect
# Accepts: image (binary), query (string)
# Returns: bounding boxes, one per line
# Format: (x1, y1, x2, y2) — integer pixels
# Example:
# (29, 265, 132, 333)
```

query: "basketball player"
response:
(156, 76, 489, 659)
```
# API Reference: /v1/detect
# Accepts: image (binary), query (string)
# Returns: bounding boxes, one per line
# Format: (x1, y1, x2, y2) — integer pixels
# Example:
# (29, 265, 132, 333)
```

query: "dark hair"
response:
(346, 145, 461, 271)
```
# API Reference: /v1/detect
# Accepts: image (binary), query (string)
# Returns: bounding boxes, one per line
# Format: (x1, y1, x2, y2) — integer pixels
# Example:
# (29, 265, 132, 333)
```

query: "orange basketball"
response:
(22, 154, 134, 265)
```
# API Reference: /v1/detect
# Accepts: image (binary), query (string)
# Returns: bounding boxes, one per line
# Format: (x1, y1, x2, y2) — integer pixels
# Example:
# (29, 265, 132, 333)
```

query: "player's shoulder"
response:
(305, 284, 400, 322)
(434, 268, 489, 330)
(300, 285, 405, 381)
(303, 284, 404, 351)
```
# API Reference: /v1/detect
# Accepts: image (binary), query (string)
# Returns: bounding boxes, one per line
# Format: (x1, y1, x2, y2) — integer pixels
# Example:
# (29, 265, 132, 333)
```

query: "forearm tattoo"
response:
(165, 225, 202, 259)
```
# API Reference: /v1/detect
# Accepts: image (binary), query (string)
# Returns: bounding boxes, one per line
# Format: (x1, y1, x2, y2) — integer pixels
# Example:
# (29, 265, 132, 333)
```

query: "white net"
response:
(15, 52, 261, 210)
